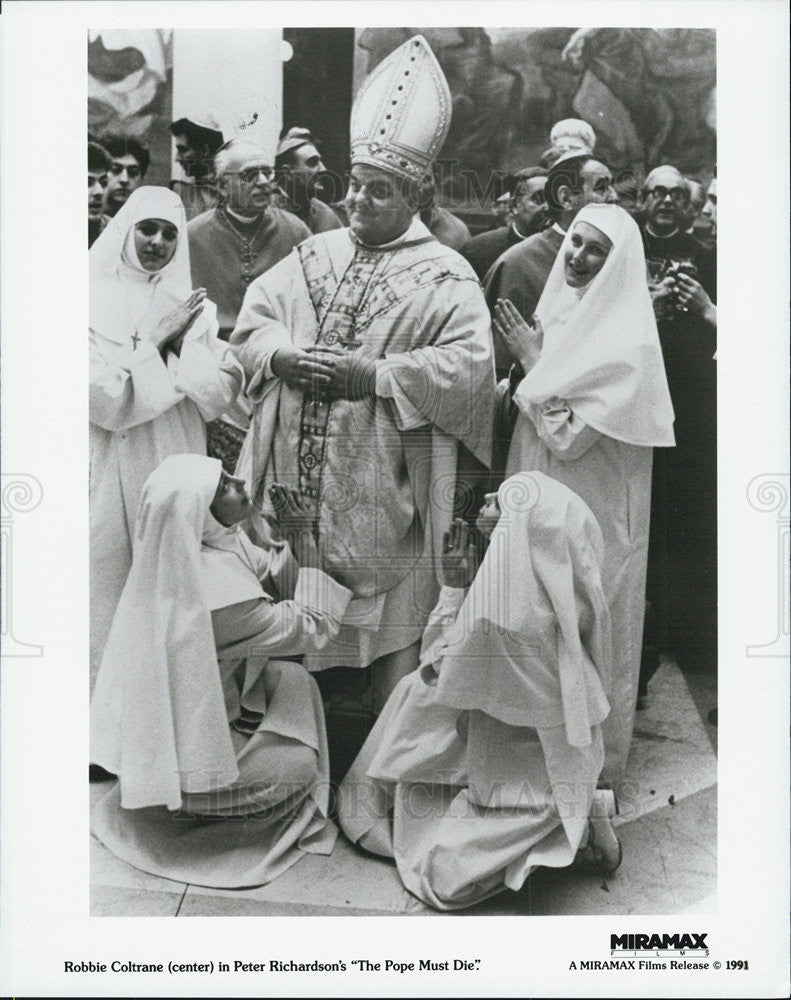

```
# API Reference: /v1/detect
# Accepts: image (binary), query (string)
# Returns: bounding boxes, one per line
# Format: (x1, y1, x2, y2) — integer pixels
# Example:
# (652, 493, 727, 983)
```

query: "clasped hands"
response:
(271, 343, 376, 401)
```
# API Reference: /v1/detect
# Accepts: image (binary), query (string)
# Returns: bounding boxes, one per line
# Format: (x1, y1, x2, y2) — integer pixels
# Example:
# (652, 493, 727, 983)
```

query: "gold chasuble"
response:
(231, 223, 494, 670)
(232, 36, 494, 672)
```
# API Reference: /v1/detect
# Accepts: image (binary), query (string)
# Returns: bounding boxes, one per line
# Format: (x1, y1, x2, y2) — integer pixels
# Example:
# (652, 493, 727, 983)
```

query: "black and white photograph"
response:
(85, 21, 718, 914)
(1, 2, 788, 998)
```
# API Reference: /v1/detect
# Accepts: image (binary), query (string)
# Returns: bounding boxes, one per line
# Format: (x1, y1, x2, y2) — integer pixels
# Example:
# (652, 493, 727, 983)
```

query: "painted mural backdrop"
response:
(87, 28, 716, 199)
(355, 28, 716, 200)
(88, 29, 174, 186)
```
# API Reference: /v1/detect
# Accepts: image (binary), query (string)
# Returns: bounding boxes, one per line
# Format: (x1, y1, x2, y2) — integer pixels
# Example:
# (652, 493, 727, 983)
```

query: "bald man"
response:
(188, 138, 311, 340)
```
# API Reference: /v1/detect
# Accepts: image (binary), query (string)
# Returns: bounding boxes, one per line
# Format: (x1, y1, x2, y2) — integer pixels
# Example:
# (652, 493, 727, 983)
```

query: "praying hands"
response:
(441, 517, 482, 590)
(493, 298, 544, 373)
(157, 288, 207, 355)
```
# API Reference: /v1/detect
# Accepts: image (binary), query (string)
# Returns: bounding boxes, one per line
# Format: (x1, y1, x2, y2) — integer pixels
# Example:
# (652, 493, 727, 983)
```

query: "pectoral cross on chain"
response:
(131, 332, 141, 350)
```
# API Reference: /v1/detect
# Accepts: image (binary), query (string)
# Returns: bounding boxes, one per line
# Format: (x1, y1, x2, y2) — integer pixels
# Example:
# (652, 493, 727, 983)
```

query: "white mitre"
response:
(350, 34, 452, 184)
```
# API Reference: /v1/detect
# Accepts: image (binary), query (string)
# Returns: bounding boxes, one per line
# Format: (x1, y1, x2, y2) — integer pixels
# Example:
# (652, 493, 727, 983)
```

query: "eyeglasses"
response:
(109, 163, 142, 178)
(647, 186, 687, 203)
(233, 166, 273, 184)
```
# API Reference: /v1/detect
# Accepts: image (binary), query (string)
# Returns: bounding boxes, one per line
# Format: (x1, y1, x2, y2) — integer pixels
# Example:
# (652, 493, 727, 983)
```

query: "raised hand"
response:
(268, 484, 319, 568)
(441, 517, 481, 589)
(158, 288, 207, 353)
(475, 492, 501, 540)
(493, 299, 543, 372)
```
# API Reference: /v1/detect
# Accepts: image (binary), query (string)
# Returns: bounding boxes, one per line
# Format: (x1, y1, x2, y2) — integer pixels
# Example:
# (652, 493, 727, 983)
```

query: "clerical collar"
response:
(351, 216, 432, 251)
(552, 222, 566, 236)
(226, 205, 263, 226)
(645, 224, 679, 239)
(511, 221, 530, 240)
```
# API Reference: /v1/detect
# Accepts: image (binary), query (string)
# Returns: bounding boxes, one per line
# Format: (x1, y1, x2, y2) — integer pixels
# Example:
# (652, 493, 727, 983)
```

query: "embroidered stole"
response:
(288, 237, 455, 515)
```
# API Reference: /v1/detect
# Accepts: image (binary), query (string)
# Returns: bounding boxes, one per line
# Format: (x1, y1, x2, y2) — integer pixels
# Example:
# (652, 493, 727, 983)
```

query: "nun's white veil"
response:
(90, 186, 215, 348)
(90, 454, 239, 810)
(515, 203, 675, 447)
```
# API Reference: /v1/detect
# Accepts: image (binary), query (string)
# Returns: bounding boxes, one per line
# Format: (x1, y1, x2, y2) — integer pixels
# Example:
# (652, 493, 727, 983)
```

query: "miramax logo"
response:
(611, 933, 708, 951)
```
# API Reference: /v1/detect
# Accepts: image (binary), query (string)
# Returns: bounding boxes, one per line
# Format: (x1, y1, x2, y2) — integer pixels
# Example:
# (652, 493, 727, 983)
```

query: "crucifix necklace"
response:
(126, 277, 159, 351)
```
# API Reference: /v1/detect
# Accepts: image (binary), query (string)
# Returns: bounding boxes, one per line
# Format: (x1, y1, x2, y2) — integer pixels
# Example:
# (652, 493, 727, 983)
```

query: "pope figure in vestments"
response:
(231, 36, 495, 707)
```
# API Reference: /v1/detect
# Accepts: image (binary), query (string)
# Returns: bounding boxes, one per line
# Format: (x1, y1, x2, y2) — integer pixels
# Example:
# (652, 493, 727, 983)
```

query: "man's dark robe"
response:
(640, 226, 717, 673)
(188, 206, 310, 340)
(461, 225, 523, 280)
(88, 214, 110, 248)
(275, 191, 344, 235)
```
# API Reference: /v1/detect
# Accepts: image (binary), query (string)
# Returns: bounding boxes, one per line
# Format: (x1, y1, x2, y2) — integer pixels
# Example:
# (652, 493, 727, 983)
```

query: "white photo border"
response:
(1, 1, 788, 997)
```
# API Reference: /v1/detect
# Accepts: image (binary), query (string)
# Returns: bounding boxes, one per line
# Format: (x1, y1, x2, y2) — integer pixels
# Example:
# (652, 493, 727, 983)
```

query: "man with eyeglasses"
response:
(99, 133, 150, 217)
(186, 137, 311, 471)
(639, 163, 717, 696)
(641, 165, 715, 301)
(187, 137, 310, 342)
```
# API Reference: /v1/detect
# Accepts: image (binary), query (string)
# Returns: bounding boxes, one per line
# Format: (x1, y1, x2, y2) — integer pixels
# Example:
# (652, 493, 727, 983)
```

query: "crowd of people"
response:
(88, 34, 717, 911)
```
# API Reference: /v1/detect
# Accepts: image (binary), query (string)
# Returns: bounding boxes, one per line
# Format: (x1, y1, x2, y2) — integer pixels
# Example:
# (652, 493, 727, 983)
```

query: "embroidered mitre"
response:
(350, 34, 451, 184)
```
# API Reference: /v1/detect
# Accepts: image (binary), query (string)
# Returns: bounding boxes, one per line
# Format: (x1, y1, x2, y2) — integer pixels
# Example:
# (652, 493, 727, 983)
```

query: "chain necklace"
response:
(220, 207, 269, 291)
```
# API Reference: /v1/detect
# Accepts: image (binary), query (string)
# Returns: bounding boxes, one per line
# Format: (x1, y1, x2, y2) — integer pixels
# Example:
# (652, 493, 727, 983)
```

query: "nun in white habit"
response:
(90, 454, 352, 888)
(337, 472, 619, 911)
(90, 187, 243, 685)
(494, 202, 675, 781)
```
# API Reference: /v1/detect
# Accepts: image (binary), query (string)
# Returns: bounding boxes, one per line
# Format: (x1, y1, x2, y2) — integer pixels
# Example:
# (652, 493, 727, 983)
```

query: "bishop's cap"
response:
(350, 35, 451, 185)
